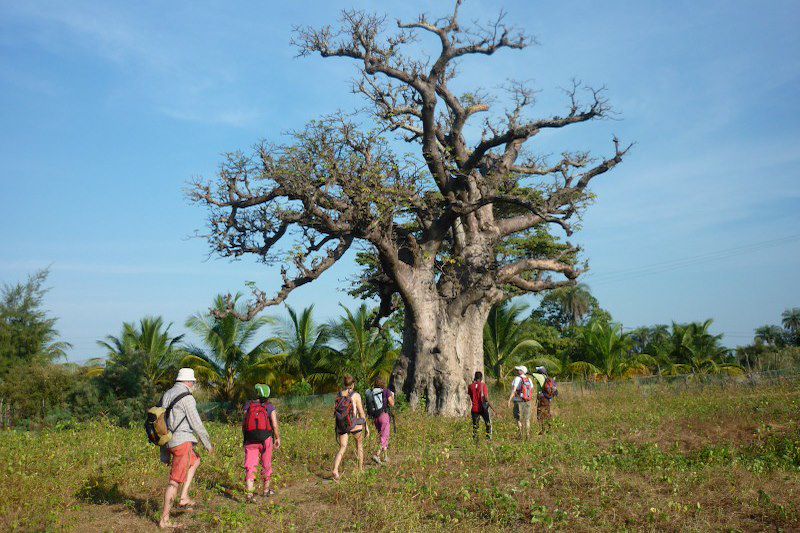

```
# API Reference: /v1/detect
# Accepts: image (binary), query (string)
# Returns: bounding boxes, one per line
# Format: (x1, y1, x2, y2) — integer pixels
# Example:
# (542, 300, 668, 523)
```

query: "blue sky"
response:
(1, 0, 798, 361)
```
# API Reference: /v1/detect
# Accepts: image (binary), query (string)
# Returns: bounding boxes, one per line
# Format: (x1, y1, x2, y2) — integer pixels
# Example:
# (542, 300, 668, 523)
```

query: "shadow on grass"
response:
(76, 473, 160, 520)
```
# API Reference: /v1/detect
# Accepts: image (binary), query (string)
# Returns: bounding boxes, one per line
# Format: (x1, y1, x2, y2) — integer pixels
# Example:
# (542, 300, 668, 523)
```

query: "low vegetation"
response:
(1, 379, 798, 531)
(1, 269, 799, 428)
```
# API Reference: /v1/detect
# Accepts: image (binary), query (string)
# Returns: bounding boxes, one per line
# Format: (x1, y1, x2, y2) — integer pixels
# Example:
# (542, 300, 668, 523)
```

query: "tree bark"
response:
(391, 295, 489, 416)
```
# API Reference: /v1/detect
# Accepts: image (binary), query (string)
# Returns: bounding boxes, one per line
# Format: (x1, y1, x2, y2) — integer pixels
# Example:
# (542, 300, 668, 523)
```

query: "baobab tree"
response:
(190, 1, 631, 415)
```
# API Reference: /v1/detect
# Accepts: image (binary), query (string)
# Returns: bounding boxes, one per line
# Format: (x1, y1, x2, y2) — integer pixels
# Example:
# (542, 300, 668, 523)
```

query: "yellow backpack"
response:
(145, 391, 191, 446)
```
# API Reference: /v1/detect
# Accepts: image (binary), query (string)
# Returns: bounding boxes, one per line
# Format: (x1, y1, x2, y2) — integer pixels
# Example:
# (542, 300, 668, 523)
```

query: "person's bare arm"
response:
(353, 393, 369, 434)
(270, 410, 280, 449)
(507, 380, 517, 407)
(388, 392, 395, 408)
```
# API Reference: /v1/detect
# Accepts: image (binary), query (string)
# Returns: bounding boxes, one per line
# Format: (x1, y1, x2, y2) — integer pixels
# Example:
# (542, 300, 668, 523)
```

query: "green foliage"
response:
(483, 302, 543, 383)
(0, 361, 104, 429)
(2, 381, 799, 531)
(0, 269, 70, 372)
(666, 320, 743, 376)
(327, 304, 398, 387)
(781, 307, 800, 335)
(183, 294, 278, 405)
(98, 316, 185, 401)
(570, 321, 656, 380)
(755, 325, 789, 348)
(287, 379, 314, 397)
(271, 305, 337, 393)
(530, 283, 610, 333)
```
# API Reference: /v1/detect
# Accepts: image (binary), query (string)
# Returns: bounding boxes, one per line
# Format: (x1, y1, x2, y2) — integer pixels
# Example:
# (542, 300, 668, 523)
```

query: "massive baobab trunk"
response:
(392, 292, 490, 416)
(190, 2, 630, 415)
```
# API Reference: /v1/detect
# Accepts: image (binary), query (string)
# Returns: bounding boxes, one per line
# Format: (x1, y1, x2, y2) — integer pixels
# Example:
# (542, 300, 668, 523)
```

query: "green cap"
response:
(254, 383, 270, 399)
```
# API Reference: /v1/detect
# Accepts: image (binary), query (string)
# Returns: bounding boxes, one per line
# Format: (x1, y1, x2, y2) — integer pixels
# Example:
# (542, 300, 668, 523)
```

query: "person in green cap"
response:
(242, 384, 281, 502)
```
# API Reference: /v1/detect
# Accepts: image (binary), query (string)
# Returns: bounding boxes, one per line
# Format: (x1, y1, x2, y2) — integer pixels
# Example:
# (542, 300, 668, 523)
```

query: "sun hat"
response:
(176, 368, 196, 382)
(254, 383, 271, 399)
(535, 366, 547, 375)
(514, 365, 528, 374)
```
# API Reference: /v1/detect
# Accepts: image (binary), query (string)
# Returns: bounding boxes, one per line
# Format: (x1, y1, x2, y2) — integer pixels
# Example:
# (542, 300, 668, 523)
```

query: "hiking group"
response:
(146, 365, 555, 528)
(469, 365, 558, 442)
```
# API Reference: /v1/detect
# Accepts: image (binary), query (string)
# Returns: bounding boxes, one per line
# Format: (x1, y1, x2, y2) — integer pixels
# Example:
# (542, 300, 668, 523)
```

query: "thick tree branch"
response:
(214, 236, 354, 321)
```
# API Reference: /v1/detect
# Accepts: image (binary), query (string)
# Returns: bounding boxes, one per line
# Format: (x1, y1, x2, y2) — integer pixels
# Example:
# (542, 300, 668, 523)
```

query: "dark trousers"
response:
(471, 410, 492, 439)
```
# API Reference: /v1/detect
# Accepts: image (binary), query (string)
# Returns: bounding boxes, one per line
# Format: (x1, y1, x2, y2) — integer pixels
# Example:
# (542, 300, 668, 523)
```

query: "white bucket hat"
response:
(176, 368, 196, 382)
(514, 365, 528, 374)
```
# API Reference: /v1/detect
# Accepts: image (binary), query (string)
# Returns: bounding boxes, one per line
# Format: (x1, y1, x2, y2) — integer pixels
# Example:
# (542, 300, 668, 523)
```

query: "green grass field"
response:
(1, 380, 799, 532)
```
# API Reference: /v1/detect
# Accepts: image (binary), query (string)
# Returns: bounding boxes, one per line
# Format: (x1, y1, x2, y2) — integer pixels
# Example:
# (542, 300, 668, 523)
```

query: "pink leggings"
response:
(374, 412, 391, 450)
(243, 437, 273, 482)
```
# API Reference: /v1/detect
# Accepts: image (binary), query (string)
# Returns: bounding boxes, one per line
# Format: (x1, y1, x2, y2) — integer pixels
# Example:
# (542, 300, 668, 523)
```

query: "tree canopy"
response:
(0, 269, 70, 373)
(189, 2, 631, 415)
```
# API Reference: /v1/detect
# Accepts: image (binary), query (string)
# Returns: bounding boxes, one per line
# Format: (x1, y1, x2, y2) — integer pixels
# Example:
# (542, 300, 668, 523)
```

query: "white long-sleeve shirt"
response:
(161, 382, 212, 450)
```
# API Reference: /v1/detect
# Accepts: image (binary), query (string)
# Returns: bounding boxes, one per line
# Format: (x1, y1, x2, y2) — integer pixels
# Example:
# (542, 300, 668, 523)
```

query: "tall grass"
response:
(1, 378, 798, 531)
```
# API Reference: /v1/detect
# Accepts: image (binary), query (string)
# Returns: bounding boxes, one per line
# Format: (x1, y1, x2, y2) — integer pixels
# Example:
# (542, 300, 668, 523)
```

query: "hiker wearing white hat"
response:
(158, 368, 213, 529)
(175, 368, 196, 382)
(507, 365, 534, 440)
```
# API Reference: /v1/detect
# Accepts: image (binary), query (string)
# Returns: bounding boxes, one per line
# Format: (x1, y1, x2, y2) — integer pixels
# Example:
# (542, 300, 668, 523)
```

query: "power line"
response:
(585, 233, 800, 286)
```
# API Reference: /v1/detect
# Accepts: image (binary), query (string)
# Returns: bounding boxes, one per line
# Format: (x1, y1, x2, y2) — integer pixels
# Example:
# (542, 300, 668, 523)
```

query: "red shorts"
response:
(169, 442, 200, 484)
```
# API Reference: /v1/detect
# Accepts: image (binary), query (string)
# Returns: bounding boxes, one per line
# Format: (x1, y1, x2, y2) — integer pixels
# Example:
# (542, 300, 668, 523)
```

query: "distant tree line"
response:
(1, 270, 798, 428)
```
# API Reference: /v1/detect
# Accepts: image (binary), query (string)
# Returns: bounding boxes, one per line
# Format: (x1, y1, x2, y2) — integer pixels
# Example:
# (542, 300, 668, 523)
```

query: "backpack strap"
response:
(165, 391, 192, 432)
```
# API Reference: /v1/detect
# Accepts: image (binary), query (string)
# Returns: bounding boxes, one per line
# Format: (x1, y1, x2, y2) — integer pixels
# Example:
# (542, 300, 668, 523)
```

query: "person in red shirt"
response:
(468, 371, 492, 441)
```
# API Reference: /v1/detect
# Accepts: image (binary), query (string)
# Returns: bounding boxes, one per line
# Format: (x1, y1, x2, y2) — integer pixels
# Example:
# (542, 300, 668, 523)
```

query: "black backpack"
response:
(334, 392, 353, 434)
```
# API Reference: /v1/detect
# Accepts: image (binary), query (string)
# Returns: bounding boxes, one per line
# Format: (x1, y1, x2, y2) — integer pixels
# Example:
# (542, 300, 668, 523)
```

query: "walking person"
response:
(365, 377, 395, 465)
(332, 375, 369, 481)
(507, 365, 534, 440)
(242, 384, 281, 502)
(468, 371, 492, 441)
(534, 366, 558, 433)
(158, 368, 214, 529)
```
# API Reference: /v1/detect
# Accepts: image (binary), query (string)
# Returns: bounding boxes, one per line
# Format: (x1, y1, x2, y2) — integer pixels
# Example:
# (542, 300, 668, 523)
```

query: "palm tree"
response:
(782, 308, 800, 341)
(552, 283, 593, 327)
(98, 316, 185, 398)
(328, 304, 398, 386)
(272, 305, 337, 393)
(483, 302, 545, 384)
(630, 324, 670, 355)
(183, 295, 278, 405)
(569, 321, 656, 380)
(754, 325, 786, 347)
(668, 320, 743, 376)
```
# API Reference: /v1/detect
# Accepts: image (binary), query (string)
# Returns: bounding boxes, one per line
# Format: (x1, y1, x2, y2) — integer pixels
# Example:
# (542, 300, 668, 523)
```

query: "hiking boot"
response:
(371, 454, 382, 465)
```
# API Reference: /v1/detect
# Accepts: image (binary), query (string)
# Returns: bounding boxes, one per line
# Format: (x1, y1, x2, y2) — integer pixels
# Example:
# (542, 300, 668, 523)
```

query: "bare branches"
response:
(293, 3, 537, 191)
(575, 136, 634, 189)
(502, 275, 577, 293)
(191, 118, 424, 317)
(495, 135, 633, 237)
(214, 235, 354, 321)
(498, 257, 581, 281)
(192, 2, 632, 325)
(465, 82, 611, 174)
(396, 2, 529, 81)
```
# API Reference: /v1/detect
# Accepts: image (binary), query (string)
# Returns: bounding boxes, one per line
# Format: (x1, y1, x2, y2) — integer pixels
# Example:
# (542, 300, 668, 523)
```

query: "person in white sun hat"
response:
(158, 368, 214, 529)
(507, 365, 535, 440)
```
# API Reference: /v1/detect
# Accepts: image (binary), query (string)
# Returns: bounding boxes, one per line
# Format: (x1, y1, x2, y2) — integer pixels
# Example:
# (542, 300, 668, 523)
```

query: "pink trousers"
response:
(243, 437, 273, 482)
(374, 412, 391, 450)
